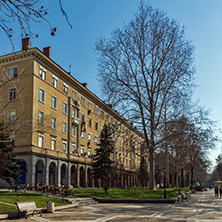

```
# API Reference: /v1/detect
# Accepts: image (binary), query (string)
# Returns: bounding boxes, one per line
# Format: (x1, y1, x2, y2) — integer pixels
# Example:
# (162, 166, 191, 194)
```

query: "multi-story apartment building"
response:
(0, 38, 144, 188)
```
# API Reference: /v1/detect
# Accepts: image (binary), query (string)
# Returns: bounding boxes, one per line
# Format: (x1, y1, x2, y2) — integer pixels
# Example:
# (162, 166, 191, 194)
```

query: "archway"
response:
(35, 160, 44, 184)
(87, 168, 92, 187)
(79, 166, 85, 187)
(49, 162, 56, 185)
(61, 164, 67, 185)
(71, 165, 77, 187)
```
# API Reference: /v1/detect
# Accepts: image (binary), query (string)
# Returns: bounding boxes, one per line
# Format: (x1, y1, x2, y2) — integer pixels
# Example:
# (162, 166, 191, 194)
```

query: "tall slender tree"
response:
(96, 2, 195, 189)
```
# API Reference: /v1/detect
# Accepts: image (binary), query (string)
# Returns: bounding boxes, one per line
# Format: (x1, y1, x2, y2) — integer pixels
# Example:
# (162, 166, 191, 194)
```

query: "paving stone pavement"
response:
(3, 189, 222, 222)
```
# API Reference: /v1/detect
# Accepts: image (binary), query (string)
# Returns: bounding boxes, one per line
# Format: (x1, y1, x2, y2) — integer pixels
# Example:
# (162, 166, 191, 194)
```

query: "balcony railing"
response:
(72, 117, 80, 124)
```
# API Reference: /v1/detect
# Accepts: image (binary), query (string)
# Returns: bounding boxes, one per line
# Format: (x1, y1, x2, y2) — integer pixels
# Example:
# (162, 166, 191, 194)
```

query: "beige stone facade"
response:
(0, 42, 144, 188)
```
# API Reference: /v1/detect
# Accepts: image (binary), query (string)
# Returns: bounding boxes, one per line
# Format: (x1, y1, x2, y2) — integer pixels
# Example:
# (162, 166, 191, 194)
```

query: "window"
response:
(119, 135, 121, 142)
(106, 114, 109, 122)
(81, 146, 84, 157)
(81, 113, 85, 122)
(63, 84, 68, 95)
(81, 96, 85, 106)
(72, 90, 77, 99)
(95, 121, 98, 130)
(7, 110, 16, 123)
(51, 137, 56, 150)
(95, 135, 98, 145)
(63, 122, 67, 134)
(72, 143, 76, 154)
(119, 146, 121, 154)
(63, 102, 68, 115)
(88, 117, 92, 127)
(52, 96, 57, 109)
(52, 117, 57, 129)
(72, 107, 77, 118)
(62, 140, 67, 152)
(38, 133, 44, 147)
(8, 66, 18, 79)
(88, 102, 92, 111)
(101, 110, 104, 119)
(88, 148, 91, 157)
(8, 88, 16, 101)
(88, 133, 92, 143)
(52, 76, 58, 88)
(39, 88, 45, 103)
(95, 106, 99, 115)
(72, 125, 76, 137)
(39, 67, 46, 80)
(101, 124, 103, 132)
(81, 130, 84, 140)
(38, 111, 44, 124)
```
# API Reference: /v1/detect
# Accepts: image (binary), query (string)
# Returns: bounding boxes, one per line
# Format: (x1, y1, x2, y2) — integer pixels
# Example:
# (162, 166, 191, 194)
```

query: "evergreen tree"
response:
(92, 124, 114, 193)
(0, 122, 20, 184)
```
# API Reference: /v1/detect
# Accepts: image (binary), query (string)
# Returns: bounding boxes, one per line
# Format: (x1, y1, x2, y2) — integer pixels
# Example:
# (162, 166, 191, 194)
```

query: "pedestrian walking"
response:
(219, 187, 222, 197)
(215, 186, 219, 197)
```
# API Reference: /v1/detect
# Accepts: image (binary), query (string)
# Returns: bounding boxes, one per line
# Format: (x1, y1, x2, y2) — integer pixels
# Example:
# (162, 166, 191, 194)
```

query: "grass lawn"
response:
(73, 187, 190, 199)
(0, 192, 71, 214)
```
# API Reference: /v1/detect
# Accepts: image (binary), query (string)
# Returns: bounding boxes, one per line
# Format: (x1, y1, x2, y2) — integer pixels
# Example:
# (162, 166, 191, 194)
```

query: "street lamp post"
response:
(163, 168, 166, 199)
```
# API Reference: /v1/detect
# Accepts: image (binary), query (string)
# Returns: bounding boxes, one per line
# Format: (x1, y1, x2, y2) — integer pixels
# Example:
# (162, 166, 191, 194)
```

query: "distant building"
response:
(0, 38, 145, 188)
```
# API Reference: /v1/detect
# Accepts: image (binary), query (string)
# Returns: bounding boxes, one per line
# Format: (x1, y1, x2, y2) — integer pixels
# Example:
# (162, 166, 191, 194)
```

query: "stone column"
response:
(67, 162, 70, 188)
(76, 164, 80, 187)
(57, 159, 61, 187)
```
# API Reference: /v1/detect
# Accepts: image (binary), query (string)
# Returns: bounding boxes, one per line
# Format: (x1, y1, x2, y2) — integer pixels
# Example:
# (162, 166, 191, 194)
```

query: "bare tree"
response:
(96, 2, 195, 189)
(0, 0, 72, 49)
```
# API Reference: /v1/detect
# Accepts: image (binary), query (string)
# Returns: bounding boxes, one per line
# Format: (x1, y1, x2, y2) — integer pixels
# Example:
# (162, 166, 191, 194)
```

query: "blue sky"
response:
(1, 0, 222, 169)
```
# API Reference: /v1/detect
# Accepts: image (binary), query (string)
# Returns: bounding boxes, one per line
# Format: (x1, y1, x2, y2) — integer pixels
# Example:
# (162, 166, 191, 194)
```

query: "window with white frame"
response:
(72, 90, 77, 99)
(88, 148, 91, 157)
(101, 110, 104, 119)
(52, 116, 56, 129)
(38, 133, 44, 147)
(51, 137, 56, 150)
(62, 140, 67, 152)
(81, 113, 85, 122)
(101, 124, 103, 132)
(63, 121, 67, 134)
(81, 130, 84, 140)
(52, 75, 58, 88)
(88, 102, 92, 111)
(7, 110, 16, 123)
(81, 146, 84, 156)
(52, 96, 57, 109)
(8, 66, 18, 79)
(81, 96, 85, 106)
(63, 84, 68, 95)
(72, 125, 76, 137)
(39, 88, 45, 103)
(88, 117, 91, 127)
(72, 143, 76, 154)
(63, 102, 68, 115)
(8, 88, 16, 101)
(95, 121, 98, 130)
(95, 106, 99, 115)
(38, 111, 44, 124)
(95, 135, 98, 145)
(39, 67, 46, 80)
(72, 107, 77, 118)
(88, 133, 92, 143)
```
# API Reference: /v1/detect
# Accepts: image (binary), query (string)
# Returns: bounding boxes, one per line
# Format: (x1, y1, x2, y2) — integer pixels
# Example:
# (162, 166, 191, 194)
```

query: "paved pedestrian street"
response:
(5, 189, 222, 222)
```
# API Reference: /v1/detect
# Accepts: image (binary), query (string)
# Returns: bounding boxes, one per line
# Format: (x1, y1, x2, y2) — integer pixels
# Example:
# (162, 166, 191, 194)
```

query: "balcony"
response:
(72, 117, 80, 125)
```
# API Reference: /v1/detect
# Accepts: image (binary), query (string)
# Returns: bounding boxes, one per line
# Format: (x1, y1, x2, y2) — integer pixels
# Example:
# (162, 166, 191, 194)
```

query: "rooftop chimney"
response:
(43, 47, 51, 58)
(82, 83, 88, 88)
(22, 37, 30, 51)
(107, 104, 113, 109)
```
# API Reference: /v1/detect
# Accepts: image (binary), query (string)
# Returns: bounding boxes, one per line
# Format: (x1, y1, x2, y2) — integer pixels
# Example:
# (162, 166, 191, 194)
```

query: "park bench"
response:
(178, 192, 191, 202)
(15, 201, 42, 219)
